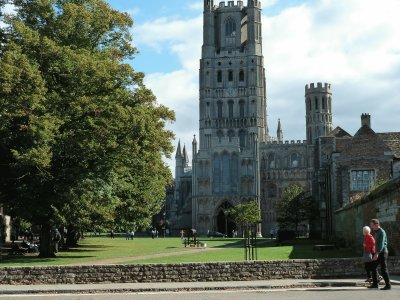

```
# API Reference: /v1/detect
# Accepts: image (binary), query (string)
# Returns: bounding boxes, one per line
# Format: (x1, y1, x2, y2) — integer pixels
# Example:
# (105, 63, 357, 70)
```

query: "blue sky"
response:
(5, 1, 398, 174)
(104, 0, 400, 174)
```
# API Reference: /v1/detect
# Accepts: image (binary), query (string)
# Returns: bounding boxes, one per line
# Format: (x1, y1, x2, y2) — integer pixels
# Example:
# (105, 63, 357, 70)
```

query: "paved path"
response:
(67, 246, 220, 266)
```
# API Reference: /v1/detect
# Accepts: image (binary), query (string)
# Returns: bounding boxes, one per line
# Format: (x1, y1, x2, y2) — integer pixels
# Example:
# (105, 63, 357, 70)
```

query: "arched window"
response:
(267, 183, 277, 198)
(268, 153, 275, 169)
(322, 97, 326, 109)
(239, 100, 245, 117)
(213, 155, 221, 193)
(228, 70, 233, 82)
(228, 130, 235, 142)
(217, 70, 222, 82)
(239, 130, 246, 148)
(217, 130, 223, 142)
(290, 153, 300, 168)
(315, 97, 318, 110)
(228, 100, 234, 118)
(217, 101, 223, 118)
(308, 97, 311, 111)
(328, 97, 332, 111)
(231, 154, 238, 193)
(225, 17, 236, 45)
(239, 70, 245, 82)
(225, 18, 236, 36)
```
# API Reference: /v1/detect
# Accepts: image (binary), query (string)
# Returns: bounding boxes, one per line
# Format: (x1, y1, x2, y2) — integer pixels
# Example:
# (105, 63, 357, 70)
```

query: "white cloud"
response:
(134, 0, 400, 173)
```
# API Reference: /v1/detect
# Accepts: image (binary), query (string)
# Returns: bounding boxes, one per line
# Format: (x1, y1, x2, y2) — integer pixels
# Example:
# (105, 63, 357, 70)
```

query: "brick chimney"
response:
(361, 113, 371, 127)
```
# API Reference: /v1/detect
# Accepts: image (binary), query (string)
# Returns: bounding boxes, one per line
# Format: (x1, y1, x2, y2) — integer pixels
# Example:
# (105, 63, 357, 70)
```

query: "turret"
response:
(277, 118, 283, 143)
(246, 0, 262, 55)
(182, 144, 189, 168)
(305, 82, 333, 145)
(175, 140, 184, 179)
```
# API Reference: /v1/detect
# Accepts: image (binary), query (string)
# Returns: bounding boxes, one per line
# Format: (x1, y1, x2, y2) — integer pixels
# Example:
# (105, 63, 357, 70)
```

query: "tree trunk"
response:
(38, 223, 56, 258)
(65, 224, 80, 246)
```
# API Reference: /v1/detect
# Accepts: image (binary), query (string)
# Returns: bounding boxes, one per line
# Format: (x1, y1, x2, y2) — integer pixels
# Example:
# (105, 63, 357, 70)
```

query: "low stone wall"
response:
(1, 258, 399, 285)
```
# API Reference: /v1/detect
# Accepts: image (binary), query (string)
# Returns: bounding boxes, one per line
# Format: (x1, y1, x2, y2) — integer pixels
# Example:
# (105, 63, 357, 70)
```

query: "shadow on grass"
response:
(286, 239, 357, 259)
(0, 254, 93, 265)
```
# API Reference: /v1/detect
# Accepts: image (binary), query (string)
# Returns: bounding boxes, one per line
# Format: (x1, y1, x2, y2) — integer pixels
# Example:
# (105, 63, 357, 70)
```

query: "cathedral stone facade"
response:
(166, 0, 400, 238)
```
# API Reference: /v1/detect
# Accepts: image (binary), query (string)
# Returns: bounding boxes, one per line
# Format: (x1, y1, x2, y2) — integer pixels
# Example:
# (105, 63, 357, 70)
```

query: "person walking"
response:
(368, 218, 391, 290)
(362, 226, 375, 282)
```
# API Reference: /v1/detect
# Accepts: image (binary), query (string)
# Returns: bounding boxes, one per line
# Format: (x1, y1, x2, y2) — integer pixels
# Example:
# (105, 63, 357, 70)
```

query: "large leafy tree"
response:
(0, 0, 174, 257)
(276, 183, 316, 236)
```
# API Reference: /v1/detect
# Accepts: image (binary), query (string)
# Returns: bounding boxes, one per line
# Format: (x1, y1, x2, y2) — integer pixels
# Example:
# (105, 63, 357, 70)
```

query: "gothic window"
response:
(239, 100, 245, 117)
(228, 100, 234, 118)
(268, 153, 275, 169)
(351, 170, 375, 192)
(322, 97, 326, 109)
(217, 130, 223, 143)
(239, 70, 245, 82)
(217, 101, 223, 118)
(225, 17, 236, 45)
(228, 70, 233, 82)
(228, 129, 235, 142)
(308, 97, 311, 111)
(239, 130, 246, 148)
(290, 153, 300, 168)
(315, 97, 318, 110)
(213, 155, 221, 193)
(221, 153, 229, 193)
(217, 70, 222, 82)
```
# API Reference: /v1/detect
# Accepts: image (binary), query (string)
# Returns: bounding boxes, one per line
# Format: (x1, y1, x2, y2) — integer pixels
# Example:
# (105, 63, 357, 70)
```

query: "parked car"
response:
(207, 231, 227, 238)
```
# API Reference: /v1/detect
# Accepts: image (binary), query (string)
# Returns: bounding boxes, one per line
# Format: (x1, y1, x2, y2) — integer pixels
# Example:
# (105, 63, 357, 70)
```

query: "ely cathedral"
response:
(165, 0, 400, 239)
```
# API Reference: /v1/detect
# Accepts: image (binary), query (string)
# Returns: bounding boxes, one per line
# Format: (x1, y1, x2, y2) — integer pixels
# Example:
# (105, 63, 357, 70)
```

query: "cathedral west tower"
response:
(189, 0, 268, 235)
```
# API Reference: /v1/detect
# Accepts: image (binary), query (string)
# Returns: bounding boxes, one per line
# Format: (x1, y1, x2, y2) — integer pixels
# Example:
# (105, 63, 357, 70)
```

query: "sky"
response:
(3, 1, 400, 175)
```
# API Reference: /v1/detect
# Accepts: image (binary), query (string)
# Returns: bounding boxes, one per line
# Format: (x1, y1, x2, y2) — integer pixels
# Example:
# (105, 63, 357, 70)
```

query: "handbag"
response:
(363, 252, 373, 262)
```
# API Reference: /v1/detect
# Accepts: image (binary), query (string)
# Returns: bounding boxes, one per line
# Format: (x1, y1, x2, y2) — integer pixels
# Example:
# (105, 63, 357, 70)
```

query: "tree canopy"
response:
(229, 201, 261, 227)
(276, 183, 316, 235)
(0, 0, 175, 256)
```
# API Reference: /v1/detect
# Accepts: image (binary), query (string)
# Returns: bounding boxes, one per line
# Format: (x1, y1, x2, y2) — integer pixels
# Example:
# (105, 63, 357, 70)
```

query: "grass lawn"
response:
(0, 236, 357, 267)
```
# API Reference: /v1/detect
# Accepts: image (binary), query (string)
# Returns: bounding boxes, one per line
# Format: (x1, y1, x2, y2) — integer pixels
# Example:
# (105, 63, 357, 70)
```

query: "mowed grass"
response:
(0, 236, 357, 267)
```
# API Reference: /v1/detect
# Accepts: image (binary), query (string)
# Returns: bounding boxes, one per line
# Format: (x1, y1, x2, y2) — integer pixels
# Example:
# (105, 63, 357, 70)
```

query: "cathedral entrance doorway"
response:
(216, 201, 235, 236)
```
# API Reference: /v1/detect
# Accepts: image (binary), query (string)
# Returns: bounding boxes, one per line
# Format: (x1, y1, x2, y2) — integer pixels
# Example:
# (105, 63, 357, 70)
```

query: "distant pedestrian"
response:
(180, 229, 184, 239)
(368, 219, 391, 290)
(110, 230, 114, 239)
(126, 231, 130, 240)
(130, 231, 134, 240)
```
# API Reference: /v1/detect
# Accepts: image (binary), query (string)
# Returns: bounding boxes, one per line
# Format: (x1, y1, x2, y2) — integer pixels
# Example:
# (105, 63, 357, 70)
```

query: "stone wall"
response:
(334, 177, 400, 255)
(0, 258, 399, 285)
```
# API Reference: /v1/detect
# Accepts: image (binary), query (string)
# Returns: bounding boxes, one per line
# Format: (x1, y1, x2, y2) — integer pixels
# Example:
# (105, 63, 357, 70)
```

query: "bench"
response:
(313, 244, 337, 251)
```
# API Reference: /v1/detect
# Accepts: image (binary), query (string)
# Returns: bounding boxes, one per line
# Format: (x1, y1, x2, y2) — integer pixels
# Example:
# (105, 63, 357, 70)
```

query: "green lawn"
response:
(0, 236, 357, 267)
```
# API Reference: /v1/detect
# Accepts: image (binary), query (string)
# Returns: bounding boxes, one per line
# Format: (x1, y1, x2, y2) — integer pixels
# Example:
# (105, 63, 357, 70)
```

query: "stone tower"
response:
(191, 0, 268, 235)
(305, 82, 333, 144)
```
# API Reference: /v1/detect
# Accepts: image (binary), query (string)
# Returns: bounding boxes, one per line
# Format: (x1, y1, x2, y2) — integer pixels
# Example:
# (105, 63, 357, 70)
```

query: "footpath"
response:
(0, 276, 399, 295)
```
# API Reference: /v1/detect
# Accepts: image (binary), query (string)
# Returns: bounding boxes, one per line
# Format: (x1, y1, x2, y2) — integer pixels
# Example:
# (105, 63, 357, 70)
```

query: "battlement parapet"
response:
(305, 82, 332, 95)
(264, 139, 307, 146)
(218, 1, 245, 8)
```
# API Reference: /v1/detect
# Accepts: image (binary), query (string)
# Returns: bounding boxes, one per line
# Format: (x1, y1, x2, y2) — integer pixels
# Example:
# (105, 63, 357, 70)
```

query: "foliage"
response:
(0, 0, 174, 257)
(229, 200, 261, 227)
(276, 184, 316, 234)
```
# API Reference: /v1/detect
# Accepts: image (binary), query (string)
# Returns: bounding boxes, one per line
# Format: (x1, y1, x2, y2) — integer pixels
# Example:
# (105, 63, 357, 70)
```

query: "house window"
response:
(351, 170, 375, 192)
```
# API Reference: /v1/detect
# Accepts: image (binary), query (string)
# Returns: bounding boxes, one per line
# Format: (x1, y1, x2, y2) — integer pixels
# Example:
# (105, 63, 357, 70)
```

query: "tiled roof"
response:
(377, 132, 400, 158)
(328, 126, 352, 138)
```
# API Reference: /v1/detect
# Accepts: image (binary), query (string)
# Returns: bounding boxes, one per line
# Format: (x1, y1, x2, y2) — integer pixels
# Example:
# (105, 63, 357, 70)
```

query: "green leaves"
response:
(0, 0, 175, 254)
(229, 200, 261, 226)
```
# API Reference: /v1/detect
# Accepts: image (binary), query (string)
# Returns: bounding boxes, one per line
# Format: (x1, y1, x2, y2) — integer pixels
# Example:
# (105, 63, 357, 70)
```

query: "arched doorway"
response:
(216, 201, 236, 236)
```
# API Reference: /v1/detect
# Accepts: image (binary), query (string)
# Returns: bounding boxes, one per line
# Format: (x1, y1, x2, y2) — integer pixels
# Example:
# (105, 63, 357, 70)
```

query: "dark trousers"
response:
(371, 253, 390, 286)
